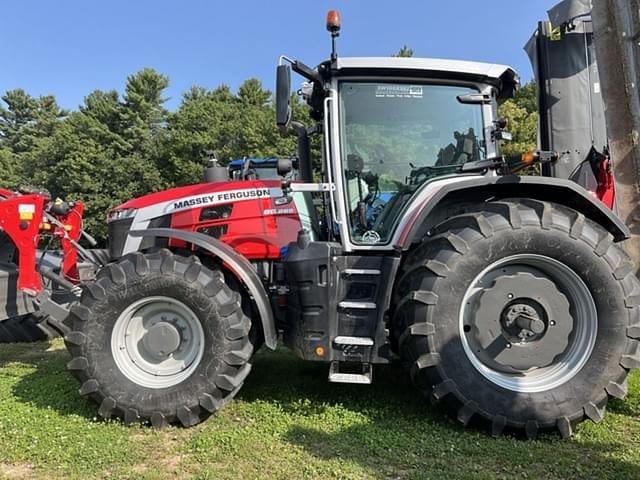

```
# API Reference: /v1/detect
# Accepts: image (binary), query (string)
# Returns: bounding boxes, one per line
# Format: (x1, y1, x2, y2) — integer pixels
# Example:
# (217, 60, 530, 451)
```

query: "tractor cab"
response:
(275, 12, 520, 250)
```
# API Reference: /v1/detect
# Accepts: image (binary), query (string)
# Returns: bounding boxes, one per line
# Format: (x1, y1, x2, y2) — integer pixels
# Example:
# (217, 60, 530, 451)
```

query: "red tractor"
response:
(3, 12, 640, 438)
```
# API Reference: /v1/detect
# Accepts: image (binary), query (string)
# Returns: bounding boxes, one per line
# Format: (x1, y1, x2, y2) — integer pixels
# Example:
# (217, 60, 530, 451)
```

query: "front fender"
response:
(395, 175, 630, 249)
(128, 228, 277, 349)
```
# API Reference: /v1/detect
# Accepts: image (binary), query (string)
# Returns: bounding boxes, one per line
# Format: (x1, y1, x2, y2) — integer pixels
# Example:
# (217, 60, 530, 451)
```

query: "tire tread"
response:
(394, 199, 640, 437)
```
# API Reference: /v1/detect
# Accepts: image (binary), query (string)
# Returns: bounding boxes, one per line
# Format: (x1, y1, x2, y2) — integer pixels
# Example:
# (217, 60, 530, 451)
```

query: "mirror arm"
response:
(291, 61, 323, 84)
(290, 121, 314, 183)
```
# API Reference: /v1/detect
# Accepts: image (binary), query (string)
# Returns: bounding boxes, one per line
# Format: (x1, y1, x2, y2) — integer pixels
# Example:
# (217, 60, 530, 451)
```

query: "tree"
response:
(0, 89, 36, 148)
(0, 89, 66, 152)
(16, 70, 170, 239)
(0, 89, 66, 187)
(394, 45, 414, 57)
(511, 81, 537, 115)
(498, 80, 538, 158)
(121, 68, 170, 160)
(0, 148, 21, 187)
(238, 78, 270, 106)
(162, 79, 302, 186)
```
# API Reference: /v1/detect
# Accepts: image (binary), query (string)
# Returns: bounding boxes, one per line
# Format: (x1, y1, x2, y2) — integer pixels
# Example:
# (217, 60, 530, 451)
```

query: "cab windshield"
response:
(339, 81, 486, 245)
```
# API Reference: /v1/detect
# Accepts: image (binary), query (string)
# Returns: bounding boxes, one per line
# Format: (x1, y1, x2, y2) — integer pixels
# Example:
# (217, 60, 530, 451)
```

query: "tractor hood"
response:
(112, 180, 283, 213)
(334, 57, 520, 99)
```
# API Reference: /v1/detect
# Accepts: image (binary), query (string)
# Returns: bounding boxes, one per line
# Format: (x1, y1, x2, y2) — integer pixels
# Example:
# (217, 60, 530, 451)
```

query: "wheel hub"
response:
(142, 322, 181, 359)
(502, 300, 546, 339)
(460, 254, 597, 393)
(111, 296, 205, 389)
(468, 270, 573, 372)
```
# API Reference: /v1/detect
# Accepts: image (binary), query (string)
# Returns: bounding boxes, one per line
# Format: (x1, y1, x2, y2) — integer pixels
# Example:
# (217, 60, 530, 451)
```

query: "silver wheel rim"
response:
(111, 296, 205, 389)
(459, 254, 597, 393)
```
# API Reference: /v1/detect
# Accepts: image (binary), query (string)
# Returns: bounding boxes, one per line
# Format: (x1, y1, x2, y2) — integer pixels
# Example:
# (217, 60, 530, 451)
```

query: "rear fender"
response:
(396, 175, 629, 249)
(128, 228, 277, 349)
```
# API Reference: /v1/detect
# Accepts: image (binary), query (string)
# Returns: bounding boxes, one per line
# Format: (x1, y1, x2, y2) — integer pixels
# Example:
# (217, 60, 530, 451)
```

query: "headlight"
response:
(107, 208, 137, 223)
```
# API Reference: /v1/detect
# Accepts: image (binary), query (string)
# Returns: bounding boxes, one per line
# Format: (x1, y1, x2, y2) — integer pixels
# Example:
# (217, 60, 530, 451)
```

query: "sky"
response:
(0, 0, 560, 111)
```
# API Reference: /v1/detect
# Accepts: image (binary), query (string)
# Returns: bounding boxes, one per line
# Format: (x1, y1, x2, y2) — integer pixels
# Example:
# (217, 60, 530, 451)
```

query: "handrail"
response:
(323, 93, 342, 225)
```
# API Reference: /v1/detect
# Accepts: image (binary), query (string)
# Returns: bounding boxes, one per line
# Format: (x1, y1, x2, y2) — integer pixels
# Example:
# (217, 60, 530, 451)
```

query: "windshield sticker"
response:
(362, 230, 382, 244)
(375, 85, 423, 99)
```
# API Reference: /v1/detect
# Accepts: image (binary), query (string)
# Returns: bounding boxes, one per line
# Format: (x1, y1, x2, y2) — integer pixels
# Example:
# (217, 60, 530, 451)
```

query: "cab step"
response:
(328, 361, 372, 384)
(334, 336, 374, 346)
(342, 268, 381, 276)
(338, 301, 376, 310)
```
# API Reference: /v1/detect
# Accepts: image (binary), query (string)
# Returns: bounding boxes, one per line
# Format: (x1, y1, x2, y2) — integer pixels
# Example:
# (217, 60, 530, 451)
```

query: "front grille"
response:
(199, 204, 233, 221)
(107, 217, 134, 259)
(108, 214, 171, 258)
(198, 224, 229, 239)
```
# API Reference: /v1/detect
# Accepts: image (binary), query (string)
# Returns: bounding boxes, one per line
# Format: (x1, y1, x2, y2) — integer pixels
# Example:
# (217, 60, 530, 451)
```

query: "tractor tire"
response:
(0, 311, 70, 343)
(3, 316, 42, 342)
(393, 199, 640, 438)
(65, 249, 255, 428)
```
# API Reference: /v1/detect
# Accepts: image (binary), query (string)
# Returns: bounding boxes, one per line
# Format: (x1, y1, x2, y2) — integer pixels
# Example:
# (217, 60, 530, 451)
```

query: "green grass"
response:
(0, 341, 639, 479)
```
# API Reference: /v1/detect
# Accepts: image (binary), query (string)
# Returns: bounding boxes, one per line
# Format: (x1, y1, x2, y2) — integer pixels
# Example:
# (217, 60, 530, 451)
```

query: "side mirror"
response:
(276, 64, 292, 133)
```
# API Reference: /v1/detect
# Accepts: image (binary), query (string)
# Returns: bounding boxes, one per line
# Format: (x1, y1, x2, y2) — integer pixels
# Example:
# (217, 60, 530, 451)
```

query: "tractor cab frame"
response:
(275, 35, 623, 254)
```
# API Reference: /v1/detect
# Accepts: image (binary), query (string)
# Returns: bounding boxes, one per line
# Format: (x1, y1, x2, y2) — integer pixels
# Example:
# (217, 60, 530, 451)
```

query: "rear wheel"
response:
(65, 249, 254, 427)
(0, 311, 70, 343)
(393, 199, 640, 438)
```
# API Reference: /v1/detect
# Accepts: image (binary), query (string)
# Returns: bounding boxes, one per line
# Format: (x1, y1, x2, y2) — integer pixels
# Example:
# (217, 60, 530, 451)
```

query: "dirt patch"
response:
(0, 463, 35, 479)
(130, 431, 190, 476)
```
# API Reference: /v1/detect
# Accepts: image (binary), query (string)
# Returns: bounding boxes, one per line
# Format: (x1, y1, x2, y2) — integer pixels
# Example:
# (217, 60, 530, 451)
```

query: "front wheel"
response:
(65, 249, 255, 427)
(393, 199, 640, 438)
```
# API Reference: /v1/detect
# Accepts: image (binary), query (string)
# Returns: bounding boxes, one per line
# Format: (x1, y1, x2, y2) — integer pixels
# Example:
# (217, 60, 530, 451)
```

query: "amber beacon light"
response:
(326, 10, 341, 33)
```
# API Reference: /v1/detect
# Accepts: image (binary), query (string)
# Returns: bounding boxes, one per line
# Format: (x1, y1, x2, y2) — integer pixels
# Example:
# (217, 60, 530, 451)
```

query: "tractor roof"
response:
(334, 57, 519, 99)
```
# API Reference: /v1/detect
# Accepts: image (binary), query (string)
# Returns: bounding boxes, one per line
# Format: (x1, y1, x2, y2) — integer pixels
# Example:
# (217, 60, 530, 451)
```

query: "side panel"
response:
(526, 16, 607, 180)
(115, 181, 300, 260)
(169, 193, 301, 260)
(284, 240, 400, 364)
